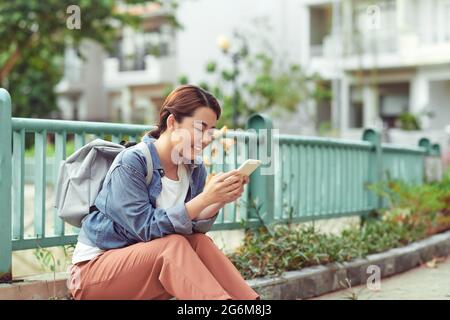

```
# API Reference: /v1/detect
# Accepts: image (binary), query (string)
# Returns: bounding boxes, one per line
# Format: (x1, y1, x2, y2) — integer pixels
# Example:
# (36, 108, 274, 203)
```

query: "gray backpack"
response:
(54, 139, 153, 227)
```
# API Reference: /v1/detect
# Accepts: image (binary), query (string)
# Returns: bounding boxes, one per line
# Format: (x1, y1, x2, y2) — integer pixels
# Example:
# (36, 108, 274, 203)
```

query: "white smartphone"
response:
(237, 159, 262, 176)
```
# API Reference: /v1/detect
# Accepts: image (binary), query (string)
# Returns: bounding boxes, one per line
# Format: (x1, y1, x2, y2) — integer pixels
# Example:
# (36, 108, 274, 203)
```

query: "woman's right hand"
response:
(201, 170, 243, 206)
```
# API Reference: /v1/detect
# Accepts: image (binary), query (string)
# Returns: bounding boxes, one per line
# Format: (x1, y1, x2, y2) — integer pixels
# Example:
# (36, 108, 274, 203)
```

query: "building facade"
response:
(55, 2, 177, 125)
(301, 0, 450, 143)
(55, 0, 450, 158)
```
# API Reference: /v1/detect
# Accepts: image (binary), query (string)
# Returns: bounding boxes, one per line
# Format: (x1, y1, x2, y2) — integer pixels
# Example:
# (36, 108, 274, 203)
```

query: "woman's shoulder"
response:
(117, 145, 148, 176)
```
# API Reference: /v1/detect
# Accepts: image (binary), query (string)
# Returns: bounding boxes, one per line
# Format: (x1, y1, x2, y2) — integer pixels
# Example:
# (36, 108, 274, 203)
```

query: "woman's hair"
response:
(147, 85, 221, 139)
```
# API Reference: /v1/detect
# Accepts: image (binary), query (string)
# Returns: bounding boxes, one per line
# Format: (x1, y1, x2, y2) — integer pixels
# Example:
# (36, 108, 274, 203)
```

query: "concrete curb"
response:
(1, 230, 449, 300)
(0, 273, 70, 300)
(247, 230, 450, 300)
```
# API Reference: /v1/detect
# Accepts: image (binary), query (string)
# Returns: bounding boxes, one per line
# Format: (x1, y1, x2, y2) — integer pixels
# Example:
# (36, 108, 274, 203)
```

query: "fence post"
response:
(362, 128, 383, 213)
(0, 88, 12, 283)
(419, 138, 443, 182)
(246, 114, 275, 228)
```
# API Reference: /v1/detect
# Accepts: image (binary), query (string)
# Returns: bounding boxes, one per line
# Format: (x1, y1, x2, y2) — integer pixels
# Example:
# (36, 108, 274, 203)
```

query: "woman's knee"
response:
(162, 233, 192, 248)
(184, 233, 214, 247)
(189, 233, 213, 242)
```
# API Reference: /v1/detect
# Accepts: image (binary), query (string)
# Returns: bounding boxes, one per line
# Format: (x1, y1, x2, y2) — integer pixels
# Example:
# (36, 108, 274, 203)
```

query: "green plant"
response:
(33, 243, 75, 299)
(1, 1, 180, 120)
(227, 174, 450, 279)
(33, 244, 74, 275)
(368, 173, 450, 235)
(397, 112, 421, 130)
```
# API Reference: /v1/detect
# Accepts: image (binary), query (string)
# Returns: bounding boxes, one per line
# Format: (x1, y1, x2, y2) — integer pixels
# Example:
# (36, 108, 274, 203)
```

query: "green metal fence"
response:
(0, 88, 441, 282)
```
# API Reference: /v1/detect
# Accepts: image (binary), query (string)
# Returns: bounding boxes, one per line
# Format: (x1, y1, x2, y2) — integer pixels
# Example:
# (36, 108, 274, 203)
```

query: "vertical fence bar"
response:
(286, 144, 292, 219)
(217, 138, 225, 224)
(223, 134, 236, 223)
(324, 146, 331, 215)
(34, 130, 47, 238)
(363, 129, 383, 214)
(75, 132, 85, 152)
(112, 134, 121, 144)
(306, 145, 313, 217)
(299, 144, 307, 217)
(357, 149, 363, 212)
(328, 146, 334, 214)
(350, 148, 356, 212)
(12, 129, 25, 240)
(241, 136, 250, 221)
(54, 131, 66, 236)
(292, 144, 300, 219)
(313, 146, 320, 217)
(280, 144, 288, 219)
(0, 89, 12, 282)
(231, 137, 238, 223)
(343, 148, 349, 213)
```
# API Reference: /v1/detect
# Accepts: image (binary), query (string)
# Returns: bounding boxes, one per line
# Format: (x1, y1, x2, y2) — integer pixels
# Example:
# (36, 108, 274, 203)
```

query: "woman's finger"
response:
(222, 181, 242, 193)
(217, 169, 239, 182)
(220, 175, 241, 187)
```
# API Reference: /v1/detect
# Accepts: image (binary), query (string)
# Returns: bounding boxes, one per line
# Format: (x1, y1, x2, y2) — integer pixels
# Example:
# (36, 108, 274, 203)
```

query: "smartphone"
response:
(237, 159, 262, 176)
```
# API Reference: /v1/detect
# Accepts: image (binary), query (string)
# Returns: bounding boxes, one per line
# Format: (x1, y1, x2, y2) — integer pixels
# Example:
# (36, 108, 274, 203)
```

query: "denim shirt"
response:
(77, 135, 218, 250)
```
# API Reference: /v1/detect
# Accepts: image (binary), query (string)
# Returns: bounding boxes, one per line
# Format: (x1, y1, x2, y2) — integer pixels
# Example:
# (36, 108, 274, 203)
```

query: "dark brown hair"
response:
(147, 85, 221, 139)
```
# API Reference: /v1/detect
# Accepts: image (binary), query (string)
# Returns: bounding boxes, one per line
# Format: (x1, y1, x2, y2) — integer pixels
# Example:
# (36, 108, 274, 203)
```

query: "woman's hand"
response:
(186, 170, 246, 220)
(200, 170, 244, 206)
(217, 173, 249, 205)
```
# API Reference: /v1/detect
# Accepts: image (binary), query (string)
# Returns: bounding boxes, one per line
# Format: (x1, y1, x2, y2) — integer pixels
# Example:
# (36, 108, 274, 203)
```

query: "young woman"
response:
(69, 85, 260, 300)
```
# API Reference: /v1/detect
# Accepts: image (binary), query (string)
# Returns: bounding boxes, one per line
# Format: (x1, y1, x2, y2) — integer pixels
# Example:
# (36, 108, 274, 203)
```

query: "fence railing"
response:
(0, 88, 441, 282)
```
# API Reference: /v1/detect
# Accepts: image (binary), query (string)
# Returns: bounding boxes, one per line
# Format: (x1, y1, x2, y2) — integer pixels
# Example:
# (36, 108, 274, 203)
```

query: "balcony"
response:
(104, 54, 177, 89)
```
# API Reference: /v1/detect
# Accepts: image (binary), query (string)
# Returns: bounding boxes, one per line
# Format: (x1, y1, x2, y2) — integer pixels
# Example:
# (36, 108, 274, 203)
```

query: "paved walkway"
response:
(313, 256, 450, 300)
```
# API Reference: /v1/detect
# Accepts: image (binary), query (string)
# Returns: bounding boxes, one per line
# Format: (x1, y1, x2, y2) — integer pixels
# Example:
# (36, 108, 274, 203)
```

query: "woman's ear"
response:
(166, 114, 176, 131)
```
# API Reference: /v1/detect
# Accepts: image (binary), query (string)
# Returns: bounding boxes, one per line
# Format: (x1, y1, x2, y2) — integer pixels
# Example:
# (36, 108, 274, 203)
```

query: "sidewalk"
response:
(313, 256, 450, 300)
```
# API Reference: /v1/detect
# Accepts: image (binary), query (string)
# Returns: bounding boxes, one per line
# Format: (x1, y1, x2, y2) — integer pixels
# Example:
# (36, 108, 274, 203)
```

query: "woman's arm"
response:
(194, 202, 225, 221)
(190, 174, 249, 234)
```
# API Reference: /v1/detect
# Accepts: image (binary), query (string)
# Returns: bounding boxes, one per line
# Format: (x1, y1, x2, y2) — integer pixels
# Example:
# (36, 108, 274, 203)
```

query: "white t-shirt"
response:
(72, 164, 190, 265)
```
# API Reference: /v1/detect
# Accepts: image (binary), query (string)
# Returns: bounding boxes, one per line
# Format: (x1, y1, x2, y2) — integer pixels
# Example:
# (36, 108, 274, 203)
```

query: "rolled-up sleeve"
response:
(165, 202, 193, 234)
(192, 213, 219, 233)
(105, 163, 193, 242)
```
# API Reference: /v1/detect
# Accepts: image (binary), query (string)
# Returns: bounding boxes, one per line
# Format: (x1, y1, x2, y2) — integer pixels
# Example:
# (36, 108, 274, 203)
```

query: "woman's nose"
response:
(202, 134, 213, 147)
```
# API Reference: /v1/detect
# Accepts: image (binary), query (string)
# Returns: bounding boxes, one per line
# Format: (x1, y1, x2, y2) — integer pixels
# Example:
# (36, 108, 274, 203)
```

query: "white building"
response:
(301, 0, 450, 146)
(56, 2, 178, 125)
(55, 0, 450, 156)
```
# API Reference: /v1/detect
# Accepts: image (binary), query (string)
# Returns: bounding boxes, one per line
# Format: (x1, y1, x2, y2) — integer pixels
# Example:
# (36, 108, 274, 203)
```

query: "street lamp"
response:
(217, 35, 239, 128)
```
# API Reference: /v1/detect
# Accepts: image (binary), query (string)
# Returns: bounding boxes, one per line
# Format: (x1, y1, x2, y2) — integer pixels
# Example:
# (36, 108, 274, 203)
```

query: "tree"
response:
(166, 23, 332, 129)
(0, 0, 178, 118)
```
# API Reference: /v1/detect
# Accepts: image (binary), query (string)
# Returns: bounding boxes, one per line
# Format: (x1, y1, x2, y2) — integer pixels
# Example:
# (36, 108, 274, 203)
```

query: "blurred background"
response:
(1, 0, 449, 166)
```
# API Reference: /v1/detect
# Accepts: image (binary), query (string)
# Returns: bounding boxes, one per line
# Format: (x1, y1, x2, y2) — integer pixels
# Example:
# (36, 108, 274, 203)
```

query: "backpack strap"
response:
(136, 141, 153, 185)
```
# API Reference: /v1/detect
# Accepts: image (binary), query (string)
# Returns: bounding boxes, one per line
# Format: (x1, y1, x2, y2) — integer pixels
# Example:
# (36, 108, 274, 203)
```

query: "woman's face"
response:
(169, 107, 218, 162)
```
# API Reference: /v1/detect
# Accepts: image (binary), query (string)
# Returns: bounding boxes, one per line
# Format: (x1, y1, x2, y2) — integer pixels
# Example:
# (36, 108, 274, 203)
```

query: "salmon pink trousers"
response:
(68, 233, 260, 300)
